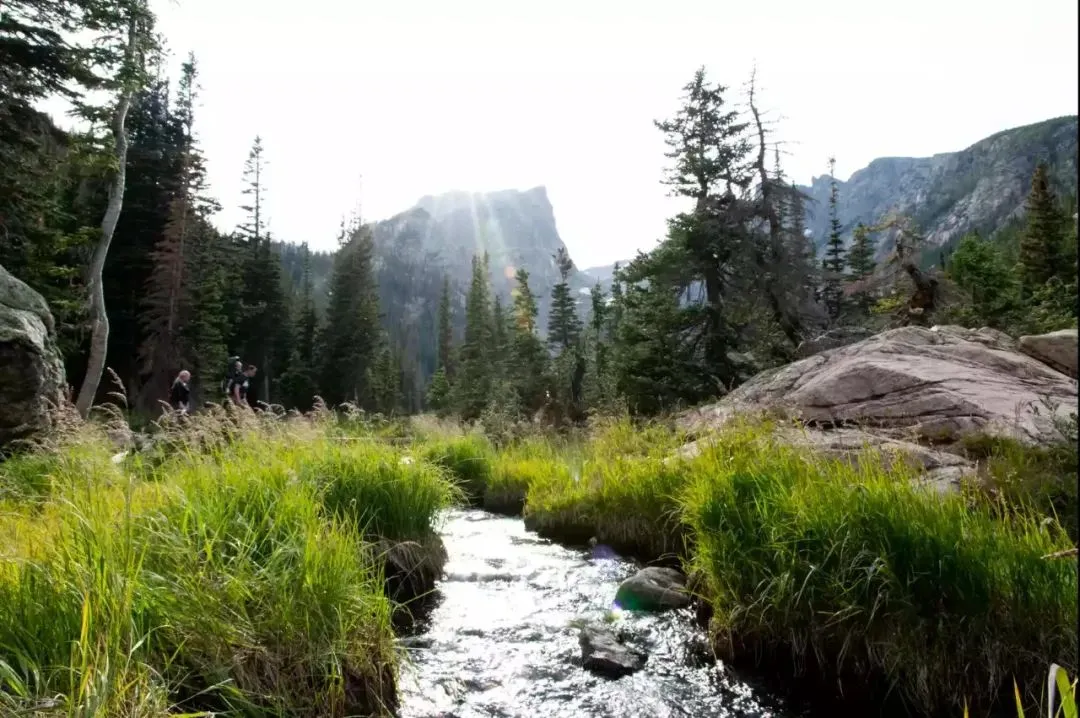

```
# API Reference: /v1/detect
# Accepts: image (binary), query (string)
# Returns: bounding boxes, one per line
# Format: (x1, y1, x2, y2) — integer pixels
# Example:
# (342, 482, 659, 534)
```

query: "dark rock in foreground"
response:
(578, 624, 647, 678)
(615, 567, 691, 612)
(0, 263, 67, 453)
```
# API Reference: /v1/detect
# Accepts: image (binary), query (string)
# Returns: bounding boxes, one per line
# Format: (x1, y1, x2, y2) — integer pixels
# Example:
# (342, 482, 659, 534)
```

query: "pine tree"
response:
(547, 247, 582, 353)
(608, 262, 624, 334)
(845, 221, 877, 317)
(582, 280, 616, 411)
(437, 275, 454, 378)
(510, 268, 548, 414)
(234, 137, 290, 405)
(453, 253, 495, 420)
(1019, 162, 1065, 293)
(490, 294, 512, 380)
(368, 335, 402, 415)
(138, 56, 219, 408)
(612, 251, 709, 414)
(652, 66, 754, 381)
(821, 157, 848, 323)
(425, 367, 451, 412)
(847, 223, 876, 279)
(318, 221, 381, 407)
(945, 230, 1021, 329)
(0, 1, 102, 356)
(279, 242, 320, 409)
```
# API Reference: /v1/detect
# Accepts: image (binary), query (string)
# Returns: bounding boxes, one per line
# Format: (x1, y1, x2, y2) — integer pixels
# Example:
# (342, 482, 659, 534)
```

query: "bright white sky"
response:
(96, 0, 1080, 267)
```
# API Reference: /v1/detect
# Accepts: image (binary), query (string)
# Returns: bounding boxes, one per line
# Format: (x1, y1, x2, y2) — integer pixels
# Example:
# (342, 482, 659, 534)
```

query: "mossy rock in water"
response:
(377, 536, 448, 605)
(614, 567, 691, 612)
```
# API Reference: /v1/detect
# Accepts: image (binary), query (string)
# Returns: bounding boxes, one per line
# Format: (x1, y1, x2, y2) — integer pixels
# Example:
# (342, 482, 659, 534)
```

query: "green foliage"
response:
(452, 254, 496, 421)
(425, 367, 451, 413)
(1020, 162, 1067, 292)
(509, 268, 549, 415)
(613, 245, 712, 414)
(960, 431, 1078, 542)
(547, 247, 583, 354)
(944, 231, 1023, 328)
(1027, 276, 1079, 333)
(0, 414, 456, 716)
(822, 158, 848, 322)
(437, 274, 453, 377)
(318, 222, 381, 407)
(419, 433, 495, 505)
(680, 428, 1075, 715)
(279, 244, 321, 410)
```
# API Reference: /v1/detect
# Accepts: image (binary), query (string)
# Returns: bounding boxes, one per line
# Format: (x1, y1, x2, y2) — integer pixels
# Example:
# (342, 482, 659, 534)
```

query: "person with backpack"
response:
(229, 364, 257, 407)
(221, 356, 242, 398)
(169, 370, 192, 414)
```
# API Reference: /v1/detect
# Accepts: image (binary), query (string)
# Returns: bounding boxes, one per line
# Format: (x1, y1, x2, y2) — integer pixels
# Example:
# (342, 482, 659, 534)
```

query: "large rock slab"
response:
(679, 325, 1077, 446)
(578, 624, 647, 678)
(0, 264, 67, 452)
(614, 567, 692, 612)
(1019, 329, 1078, 379)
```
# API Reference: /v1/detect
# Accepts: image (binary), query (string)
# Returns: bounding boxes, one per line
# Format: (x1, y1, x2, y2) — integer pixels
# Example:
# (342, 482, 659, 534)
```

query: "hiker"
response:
(169, 370, 191, 414)
(230, 364, 257, 406)
(221, 356, 241, 397)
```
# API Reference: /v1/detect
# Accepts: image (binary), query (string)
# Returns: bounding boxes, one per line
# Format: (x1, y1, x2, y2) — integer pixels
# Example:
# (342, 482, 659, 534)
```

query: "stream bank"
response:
(394, 509, 803, 718)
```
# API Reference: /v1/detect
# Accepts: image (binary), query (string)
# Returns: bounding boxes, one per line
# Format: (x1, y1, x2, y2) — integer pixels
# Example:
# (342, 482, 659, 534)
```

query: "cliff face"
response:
(377, 186, 588, 299)
(797, 116, 1078, 254)
(369, 187, 592, 389)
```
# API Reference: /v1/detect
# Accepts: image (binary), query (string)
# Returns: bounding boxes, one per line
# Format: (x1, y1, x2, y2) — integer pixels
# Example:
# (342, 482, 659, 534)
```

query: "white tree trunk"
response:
(74, 16, 139, 418)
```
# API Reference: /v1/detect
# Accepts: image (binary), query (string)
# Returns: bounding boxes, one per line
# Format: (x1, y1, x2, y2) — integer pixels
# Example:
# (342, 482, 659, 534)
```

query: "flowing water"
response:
(396, 509, 805, 718)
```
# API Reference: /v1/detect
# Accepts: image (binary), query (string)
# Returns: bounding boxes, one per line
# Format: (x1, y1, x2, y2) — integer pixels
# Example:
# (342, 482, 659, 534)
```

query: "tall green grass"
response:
(0, 411, 457, 716)
(418, 433, 495, 506)
(679, 427, 1077, 715)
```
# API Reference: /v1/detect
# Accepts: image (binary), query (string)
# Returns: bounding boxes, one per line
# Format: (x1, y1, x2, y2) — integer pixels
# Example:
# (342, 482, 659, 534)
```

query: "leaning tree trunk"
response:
(903, 261, 939, 326)
(74, 16, 138, 418)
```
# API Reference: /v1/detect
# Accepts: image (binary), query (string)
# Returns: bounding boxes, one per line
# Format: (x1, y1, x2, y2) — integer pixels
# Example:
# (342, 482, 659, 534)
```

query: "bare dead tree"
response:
(75, 2, 152, 418)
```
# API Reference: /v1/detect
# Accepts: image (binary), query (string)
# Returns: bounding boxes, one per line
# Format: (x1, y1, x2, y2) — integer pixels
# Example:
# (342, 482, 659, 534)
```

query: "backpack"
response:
(221, 356, 241, 394)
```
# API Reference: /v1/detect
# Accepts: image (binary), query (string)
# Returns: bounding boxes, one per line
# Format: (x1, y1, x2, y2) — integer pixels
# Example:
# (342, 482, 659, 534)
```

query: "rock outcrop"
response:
(0, 264, 67, 452)
(578, 624, 647, 678)
(679, 325, 1078, 447)
(614, 567, 691, 612)
(1019, 329, 1078, 379)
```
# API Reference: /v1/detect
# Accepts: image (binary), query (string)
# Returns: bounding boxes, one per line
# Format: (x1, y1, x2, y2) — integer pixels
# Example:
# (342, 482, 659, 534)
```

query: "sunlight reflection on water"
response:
(396, 509, 800, 718)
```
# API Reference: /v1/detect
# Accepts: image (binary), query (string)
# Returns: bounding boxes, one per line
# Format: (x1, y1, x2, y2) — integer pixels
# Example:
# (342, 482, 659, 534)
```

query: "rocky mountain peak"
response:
(798, 116, 1078, 256)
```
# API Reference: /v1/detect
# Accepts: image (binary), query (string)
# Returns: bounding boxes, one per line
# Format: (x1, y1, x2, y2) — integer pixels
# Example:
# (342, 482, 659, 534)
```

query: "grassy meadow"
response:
(0, 406, 1075, 717)
(0, 405, 458, 717)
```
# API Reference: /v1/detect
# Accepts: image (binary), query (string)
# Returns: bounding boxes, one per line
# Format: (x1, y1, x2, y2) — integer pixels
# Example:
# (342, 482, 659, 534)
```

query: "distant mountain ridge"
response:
(796, 116, 1078, 255)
